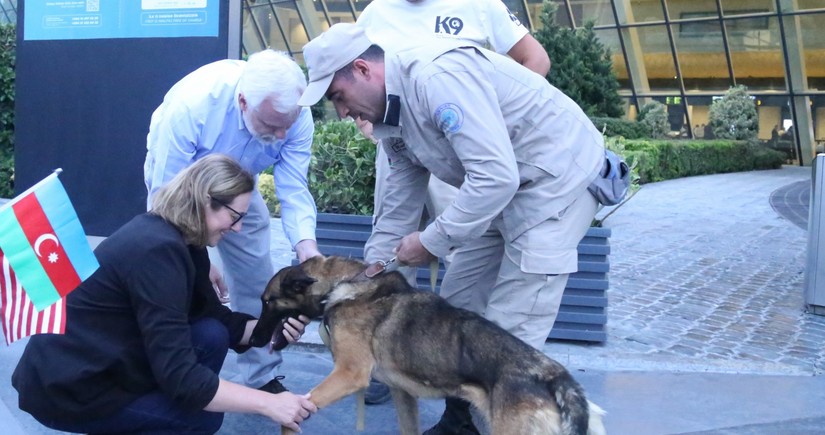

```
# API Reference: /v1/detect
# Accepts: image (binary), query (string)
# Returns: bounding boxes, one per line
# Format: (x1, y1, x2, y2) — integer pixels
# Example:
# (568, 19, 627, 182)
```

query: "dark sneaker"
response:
(258, 375, 288, 394)
(364, 378, 392, 405)
(423, 398, 481, 435)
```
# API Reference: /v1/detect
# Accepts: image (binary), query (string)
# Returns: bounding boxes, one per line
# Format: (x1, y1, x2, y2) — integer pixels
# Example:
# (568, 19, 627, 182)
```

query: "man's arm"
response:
(273, 108, 319, 257)
(507, 34, 551, 76)
(364, 139, 429, 265)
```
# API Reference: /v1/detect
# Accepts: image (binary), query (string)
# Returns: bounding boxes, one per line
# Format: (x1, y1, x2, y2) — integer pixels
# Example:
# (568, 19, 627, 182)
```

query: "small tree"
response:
(533, 1, 623, 118)
(637, 101, 669, 139)
(708, 85, 757, 140)
(0, 24, 14, 198)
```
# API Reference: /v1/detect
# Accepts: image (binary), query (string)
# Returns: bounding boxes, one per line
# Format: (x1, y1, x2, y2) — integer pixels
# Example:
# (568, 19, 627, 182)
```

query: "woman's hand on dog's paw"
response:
(270, 392, 316, 431)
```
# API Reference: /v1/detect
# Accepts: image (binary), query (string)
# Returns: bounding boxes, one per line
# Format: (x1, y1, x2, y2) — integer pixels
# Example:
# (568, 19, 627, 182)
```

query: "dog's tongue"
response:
(269, 324, 289, 353)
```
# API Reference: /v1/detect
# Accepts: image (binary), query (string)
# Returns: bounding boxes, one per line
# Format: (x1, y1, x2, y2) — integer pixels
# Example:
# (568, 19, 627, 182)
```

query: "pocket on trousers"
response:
(520, 248, 578, 275)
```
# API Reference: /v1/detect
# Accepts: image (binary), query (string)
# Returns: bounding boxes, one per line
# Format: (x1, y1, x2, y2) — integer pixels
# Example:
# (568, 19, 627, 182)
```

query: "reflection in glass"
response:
(671, 18, 731, 91)
(726, 16, 785, 90)
(271, 2, 310, 50)
(796, 0, 825, 11)
(242, 6, 268, 55)
(787, 13, 825, 91)
(568, 0, 615, 27)
(626, 0, 664, 23)
(593, 28, 631, 91)
(628, 25, 679, 92)
(529, 0, 572, 29)
(720, 0, 776, 15)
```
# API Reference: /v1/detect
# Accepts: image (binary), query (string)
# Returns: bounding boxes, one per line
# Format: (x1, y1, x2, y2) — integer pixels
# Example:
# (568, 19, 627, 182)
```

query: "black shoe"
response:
(364, 378, 392, 405)
(258, 375, 288, 394)
(423, 398, 480, 435)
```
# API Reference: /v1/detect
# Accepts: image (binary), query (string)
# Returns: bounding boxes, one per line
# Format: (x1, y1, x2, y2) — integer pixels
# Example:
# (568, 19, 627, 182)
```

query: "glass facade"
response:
(2, 0, 824, 164)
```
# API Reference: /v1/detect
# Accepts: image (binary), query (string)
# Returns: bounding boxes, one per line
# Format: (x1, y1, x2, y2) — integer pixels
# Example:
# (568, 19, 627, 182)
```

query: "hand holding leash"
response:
(396, 231, 436, 266)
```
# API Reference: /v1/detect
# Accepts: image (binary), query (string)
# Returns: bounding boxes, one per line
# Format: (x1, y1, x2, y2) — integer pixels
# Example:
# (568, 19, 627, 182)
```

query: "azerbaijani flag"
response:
(0, 170, 99, 311)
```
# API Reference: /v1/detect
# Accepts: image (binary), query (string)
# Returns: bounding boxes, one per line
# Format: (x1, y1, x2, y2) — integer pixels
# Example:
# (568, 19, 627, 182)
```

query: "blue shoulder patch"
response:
(434, 103, 464, 134)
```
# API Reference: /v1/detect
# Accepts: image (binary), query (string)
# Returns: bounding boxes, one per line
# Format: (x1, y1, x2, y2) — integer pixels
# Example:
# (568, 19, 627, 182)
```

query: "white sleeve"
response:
(479, 0, 529, 54)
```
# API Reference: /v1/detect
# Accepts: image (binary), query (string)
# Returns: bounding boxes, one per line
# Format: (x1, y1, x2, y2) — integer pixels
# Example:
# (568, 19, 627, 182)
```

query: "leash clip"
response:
(364, 256, 398, 278)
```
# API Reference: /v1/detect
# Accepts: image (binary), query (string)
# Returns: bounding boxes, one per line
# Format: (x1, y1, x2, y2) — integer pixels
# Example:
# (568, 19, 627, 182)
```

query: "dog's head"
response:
(248, 256, 366, 348)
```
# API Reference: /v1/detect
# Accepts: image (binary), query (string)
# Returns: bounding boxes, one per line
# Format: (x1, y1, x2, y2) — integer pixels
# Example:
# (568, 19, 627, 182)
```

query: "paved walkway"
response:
(3, 165, 825, 434)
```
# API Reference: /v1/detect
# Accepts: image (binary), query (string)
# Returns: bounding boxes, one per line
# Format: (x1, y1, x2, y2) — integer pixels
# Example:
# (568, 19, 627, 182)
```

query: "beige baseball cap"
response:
(298, 23, 373, 106)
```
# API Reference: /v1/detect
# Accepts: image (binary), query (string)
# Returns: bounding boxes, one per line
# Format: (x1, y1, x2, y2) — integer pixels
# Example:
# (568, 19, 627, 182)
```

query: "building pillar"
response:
(780, 0, 816, 165)
(614, 0, 651, 106)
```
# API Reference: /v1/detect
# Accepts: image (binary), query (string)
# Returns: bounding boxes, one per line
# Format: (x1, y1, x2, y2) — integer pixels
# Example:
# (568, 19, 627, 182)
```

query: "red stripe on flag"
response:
(1, 248, 66, 345)
(12, 193, 81, 298)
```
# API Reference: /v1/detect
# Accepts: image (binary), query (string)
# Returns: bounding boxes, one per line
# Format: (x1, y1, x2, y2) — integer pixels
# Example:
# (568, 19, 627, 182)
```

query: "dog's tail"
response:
(548, 372, 606, 435)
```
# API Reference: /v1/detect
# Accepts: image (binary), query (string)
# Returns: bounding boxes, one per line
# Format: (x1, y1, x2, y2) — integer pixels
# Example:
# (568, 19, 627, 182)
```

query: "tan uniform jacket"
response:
(371, 42, 604, 259)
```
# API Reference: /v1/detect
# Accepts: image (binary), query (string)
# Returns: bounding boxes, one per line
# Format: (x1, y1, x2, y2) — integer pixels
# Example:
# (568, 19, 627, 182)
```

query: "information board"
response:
(24, 0, 219, 41)
(15, 0, 240, 236)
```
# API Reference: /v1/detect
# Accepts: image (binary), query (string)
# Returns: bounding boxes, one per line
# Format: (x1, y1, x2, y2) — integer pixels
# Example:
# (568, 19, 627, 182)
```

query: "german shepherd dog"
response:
(250, 256, 606, 435)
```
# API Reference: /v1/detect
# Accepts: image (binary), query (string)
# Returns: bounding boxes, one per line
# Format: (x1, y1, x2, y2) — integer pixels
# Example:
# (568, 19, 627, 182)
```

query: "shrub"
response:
(620, 138, 785, 183)
(534, 1, 623, 118)
(590, 116, 650, 139)
(0, 24, 14, 198)
(637, 101, 670, 139)
(708, 85, 758, 140)
(260, 119, 376, 217)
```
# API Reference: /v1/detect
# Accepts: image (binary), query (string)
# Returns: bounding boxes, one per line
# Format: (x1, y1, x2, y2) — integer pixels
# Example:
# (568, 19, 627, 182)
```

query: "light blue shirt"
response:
(144, 59, 316, 247)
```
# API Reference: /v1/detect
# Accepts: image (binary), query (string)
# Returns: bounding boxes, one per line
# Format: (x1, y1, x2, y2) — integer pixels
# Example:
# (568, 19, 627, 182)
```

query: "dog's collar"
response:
(355, 256, 398, 281)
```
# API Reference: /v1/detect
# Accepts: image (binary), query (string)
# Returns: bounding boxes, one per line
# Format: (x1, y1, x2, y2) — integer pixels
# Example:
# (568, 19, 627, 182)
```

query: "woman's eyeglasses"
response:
(212, 197, 247, 226)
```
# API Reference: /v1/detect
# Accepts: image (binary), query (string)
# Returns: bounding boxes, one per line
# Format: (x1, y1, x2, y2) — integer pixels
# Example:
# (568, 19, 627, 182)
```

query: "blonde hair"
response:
(151, 155, 255, 247)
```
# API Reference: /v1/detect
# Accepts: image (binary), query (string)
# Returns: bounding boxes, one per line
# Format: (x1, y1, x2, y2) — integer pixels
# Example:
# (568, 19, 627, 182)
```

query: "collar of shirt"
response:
(234, 82, 247, 133)
(373, 92, 403, 139)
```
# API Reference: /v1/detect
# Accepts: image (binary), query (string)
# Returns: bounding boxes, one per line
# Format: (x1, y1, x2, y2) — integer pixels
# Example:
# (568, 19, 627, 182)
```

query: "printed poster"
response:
(24, 0, 219, 40)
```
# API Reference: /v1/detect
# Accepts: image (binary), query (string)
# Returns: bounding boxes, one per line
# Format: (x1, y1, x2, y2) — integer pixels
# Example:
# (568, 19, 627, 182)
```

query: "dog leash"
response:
(363, 255, 399, 278)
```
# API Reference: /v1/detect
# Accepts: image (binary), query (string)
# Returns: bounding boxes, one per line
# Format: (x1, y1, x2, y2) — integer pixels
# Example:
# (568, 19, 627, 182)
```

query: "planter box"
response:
(313, 213, 609, 343)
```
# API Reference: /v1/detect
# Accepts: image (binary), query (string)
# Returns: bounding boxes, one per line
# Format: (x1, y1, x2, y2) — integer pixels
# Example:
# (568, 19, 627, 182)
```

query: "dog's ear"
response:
(282, 267, 318, 295)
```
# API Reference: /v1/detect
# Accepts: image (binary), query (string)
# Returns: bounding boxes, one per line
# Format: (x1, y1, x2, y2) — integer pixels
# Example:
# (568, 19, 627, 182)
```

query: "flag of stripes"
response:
(1, 246, 66, 345)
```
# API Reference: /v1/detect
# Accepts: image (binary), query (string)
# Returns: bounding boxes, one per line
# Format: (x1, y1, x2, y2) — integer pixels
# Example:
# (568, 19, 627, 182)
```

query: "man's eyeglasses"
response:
(212, 197, 247, 226)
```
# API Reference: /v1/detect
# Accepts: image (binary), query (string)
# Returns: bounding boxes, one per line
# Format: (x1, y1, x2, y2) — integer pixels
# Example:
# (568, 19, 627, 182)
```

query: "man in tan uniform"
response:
(298, 23, 604, 435)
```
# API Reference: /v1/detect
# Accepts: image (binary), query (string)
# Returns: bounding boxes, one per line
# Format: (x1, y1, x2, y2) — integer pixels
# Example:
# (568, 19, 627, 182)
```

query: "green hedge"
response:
(618, 138, 785, 184)
(590, 116, 650, 139)
(258, 120, 786, 216)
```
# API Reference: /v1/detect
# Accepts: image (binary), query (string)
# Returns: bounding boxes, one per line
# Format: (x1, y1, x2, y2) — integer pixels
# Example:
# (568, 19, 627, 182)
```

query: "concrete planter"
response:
(314, 213, 609, 343)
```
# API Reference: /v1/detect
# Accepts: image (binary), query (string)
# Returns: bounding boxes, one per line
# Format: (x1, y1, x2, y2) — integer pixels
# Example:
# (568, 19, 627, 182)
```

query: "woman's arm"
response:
(205, 379, 316, 431)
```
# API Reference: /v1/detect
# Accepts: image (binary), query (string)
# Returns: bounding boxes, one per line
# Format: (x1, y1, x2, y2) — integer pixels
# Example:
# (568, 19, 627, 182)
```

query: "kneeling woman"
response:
(12, 154, 316, 434)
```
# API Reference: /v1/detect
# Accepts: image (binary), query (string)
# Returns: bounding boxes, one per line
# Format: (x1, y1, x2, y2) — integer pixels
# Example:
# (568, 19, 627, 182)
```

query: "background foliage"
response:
(637, 101, 671, 139)
(534, 1, 623, 118)
(262, 120, 376, 217)
(617, 138, 785, 184)
(0, 24, 14, 198)
(708, 85, 758, 141)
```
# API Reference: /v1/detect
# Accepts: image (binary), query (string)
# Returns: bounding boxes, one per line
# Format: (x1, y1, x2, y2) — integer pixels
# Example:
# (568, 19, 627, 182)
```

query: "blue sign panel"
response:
(24, 0, 219, 41)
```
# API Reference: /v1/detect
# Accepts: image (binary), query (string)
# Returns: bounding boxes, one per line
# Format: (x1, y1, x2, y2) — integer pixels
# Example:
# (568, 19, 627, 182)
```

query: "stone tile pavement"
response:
(549, 165, 825, 376)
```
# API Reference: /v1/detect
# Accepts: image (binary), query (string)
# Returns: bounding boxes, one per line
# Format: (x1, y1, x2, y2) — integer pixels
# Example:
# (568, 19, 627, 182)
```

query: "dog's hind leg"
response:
(389, 387, 419, 435)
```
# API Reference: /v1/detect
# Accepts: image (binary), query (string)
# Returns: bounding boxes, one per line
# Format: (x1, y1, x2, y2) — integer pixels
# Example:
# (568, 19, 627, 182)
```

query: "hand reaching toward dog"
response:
(209, 264, 230, 304)
(295, 239, 323, 263)
(265, 392, 316, 432)
(270, 315, 311, 353)
(396, 231, 436, 266)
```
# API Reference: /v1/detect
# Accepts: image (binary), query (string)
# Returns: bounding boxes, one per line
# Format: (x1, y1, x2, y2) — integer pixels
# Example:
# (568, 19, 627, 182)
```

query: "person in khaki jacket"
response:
(298, 23, 604, 435)
(355, 0, 551, 411)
